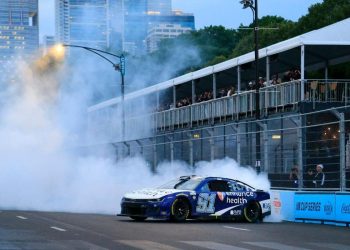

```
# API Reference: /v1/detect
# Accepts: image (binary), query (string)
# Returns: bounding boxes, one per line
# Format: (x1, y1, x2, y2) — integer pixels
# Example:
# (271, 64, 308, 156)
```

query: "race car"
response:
(118, 175, 271, 222)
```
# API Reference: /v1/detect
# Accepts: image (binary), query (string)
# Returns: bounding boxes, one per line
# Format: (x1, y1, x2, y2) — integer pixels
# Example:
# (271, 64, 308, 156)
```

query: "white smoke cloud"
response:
(0, 56, 274, 221)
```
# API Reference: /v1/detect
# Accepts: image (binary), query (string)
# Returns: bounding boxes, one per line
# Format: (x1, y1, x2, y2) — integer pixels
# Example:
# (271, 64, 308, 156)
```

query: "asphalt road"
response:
(0, 210, 349, 250)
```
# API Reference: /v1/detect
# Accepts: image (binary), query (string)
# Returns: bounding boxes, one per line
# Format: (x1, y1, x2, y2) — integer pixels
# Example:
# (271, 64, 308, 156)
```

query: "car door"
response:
(195, 179, 231, 216)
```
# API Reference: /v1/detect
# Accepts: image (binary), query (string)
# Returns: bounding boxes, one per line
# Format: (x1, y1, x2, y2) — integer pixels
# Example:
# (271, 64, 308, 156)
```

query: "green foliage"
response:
(117, 0, 350, 87)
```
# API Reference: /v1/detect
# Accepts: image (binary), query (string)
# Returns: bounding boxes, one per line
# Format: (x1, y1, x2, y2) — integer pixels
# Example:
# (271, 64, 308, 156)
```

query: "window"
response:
(207, 180, 230, 192)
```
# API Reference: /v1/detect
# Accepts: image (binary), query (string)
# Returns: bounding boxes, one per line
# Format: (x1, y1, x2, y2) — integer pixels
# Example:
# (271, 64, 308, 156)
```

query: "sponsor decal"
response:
(217, 192, 226, 201)
(341, 203, 350, 214)
(196, 193, 216, 213)
(226, 197, 247, 204)
(230, 209, 241, 216)
(262, 202, 271, 211)
(323, 201, 333, 216)
(296, 202, 321, 211)
(225, 192, 254, 197)
(273, 200, 281, 208)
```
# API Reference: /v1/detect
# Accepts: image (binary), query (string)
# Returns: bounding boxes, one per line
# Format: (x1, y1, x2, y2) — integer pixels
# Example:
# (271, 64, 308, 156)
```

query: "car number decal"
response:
(196, 193, 216, 213)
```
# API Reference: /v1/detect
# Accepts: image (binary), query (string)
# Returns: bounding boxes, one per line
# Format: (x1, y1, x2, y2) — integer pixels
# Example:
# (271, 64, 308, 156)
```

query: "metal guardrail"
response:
(88, 79, 350, 135)
(153, 79, 350, 131)
(153, 91, 255, 131)
(304, 79, 350, 104)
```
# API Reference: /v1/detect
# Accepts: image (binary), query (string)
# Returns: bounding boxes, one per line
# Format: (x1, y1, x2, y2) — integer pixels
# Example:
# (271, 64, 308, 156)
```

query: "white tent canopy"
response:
(89, 18, 350, 112)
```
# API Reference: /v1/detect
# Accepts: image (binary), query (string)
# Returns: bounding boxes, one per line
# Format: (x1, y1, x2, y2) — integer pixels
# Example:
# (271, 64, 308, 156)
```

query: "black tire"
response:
(130, 216, 147, 221)
(243, 201, 261, 223)
(171, 198, 190, 222)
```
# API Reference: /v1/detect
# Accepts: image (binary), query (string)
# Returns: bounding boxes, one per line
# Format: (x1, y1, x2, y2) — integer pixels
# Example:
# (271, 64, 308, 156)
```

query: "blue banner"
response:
(335, 193, 350, 223)
(294, 193, 335, 221)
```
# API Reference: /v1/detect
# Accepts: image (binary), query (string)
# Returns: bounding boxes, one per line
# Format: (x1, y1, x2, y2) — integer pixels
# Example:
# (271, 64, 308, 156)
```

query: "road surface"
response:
(0, 210, 349, 249)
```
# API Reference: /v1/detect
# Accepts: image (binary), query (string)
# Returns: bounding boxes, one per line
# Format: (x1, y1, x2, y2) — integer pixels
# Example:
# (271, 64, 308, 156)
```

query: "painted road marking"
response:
(181, 241, 249, 250)
(244, 241, 311, 250)
(117, 240, 181, 250)
(50, 226, 67, 232)
(224, 226, 251, 231)
(16, 216, 28, 220)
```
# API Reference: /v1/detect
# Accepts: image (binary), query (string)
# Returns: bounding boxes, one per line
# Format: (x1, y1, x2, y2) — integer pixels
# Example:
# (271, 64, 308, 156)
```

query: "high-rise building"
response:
(0, 0, 39, 84)
(55, 0, 109, 49)
(0, 0, 39, 61)
(146, 23, 192, 53)
(147, 0, 171, 15)
(122, 1, 195, 54)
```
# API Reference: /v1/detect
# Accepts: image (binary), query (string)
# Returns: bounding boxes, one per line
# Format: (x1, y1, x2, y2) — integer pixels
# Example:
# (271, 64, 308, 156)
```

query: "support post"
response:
(332, 110, 346, 191)
(192, 80, 196, 104)
(237, 65, 241, 93)
(153, 138, 157, 172)
(301, 45, 305, 101)
(232, 124, 241, 165)
(213, 73, 217, 99)
(188, 133, 194, 168)
(209, 128, 215, 161)
(263, 123, 268, 173)
(173, 85, 176, 109)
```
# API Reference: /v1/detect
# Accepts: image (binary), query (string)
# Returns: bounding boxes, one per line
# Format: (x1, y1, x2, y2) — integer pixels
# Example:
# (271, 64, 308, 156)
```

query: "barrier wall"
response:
(271, 190, 350, 226)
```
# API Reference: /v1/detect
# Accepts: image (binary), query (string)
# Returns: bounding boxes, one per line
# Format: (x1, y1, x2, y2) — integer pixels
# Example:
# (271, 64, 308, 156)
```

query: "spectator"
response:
(270, 75, 278, 85)
(258, 77, 265, 88)
(304, 168, 314, 188)
(313, 164, 325, 188)
(227, 86, 235, 96)
(218, 88, 226, 98)
(289, 166, 299, 188)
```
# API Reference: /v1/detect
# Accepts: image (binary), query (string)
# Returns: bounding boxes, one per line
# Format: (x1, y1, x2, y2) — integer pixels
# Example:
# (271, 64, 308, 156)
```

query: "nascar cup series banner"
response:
(294, 192, 350, 225)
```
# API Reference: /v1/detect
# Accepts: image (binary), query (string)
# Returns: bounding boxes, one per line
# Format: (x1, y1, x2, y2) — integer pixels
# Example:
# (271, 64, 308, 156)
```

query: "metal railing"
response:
(260, 80, 301, 116)
(153, 90, 255, 131)
(88, 79, 350, 136)
(304, 79, 350, 103)
(153, 79, 350, 131)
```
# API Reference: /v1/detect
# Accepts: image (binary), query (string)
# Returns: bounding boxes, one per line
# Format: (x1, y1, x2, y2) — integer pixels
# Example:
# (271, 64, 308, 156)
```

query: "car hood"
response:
(124, 188, 192, 199)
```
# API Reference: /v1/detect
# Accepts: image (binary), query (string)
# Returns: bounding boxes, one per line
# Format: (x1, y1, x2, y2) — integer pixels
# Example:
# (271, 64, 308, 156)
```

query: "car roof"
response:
(180, 175, 255, 189)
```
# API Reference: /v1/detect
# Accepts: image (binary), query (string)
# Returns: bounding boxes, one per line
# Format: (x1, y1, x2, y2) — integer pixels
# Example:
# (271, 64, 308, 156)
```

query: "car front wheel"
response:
(171, 198, 190, 222)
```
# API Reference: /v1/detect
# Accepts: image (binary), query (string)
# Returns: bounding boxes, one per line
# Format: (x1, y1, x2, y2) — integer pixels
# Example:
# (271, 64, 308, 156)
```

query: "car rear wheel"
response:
(130, 216, 147, 221)
(171, 198, 190, 222)
(243, 201, 261, 223)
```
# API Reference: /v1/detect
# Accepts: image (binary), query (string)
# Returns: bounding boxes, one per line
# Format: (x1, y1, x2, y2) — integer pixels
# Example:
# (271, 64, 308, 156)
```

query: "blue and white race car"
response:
(118, 175, 271, 222)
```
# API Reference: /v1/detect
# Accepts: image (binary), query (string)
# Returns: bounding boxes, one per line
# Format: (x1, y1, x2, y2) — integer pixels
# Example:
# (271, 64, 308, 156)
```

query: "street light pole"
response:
(240, 0, 261, 173)
(62, 44, 126, 141)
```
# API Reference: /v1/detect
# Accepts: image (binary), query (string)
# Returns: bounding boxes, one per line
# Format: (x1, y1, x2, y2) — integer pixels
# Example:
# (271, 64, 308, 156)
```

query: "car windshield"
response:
(158, 177, 203, 190)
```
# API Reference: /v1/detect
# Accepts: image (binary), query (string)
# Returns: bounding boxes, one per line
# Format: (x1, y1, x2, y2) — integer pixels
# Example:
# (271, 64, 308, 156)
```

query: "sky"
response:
(39, 0, 323, 41)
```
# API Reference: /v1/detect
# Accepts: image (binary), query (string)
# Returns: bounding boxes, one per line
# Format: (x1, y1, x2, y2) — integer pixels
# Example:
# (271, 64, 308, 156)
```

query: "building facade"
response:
(147, 0, 171, 15)
(0, 0, 39, 84)
(146, 23, 192, 53)
(0, 0, 39, 61)
(123, 10, 195, 54)
(55, 0, 109, 49)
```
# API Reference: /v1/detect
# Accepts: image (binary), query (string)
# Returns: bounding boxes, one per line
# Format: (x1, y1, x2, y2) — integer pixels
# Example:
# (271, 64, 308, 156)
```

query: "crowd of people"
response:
(175, 86, 236, 108)
(289, 163, 326, 188)
(156, 68, 301, 111)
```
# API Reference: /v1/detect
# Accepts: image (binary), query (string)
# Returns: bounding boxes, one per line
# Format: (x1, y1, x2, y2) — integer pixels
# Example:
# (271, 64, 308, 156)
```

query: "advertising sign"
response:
(294, 193, 335, 221)
(335, 193, 350, 223)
